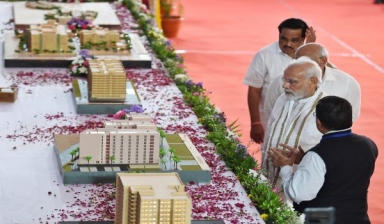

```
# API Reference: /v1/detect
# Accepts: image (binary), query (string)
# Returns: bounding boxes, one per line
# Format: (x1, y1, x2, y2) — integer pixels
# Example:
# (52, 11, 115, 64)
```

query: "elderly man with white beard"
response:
(262, 56, 325, 189)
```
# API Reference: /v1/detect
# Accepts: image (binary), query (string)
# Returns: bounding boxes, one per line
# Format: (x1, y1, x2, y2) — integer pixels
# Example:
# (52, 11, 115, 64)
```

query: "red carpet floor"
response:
(170, 0, 384, 222)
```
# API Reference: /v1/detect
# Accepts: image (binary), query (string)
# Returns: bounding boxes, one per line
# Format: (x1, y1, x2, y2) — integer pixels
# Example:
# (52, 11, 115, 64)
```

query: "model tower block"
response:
(104, 118, 157, 130)
(25, 20, 70, 53)
(80, 28, 120, 49)
(115, 173, 192, 224)
(79, 115, 160, 166)
(87, 59, 126, 102)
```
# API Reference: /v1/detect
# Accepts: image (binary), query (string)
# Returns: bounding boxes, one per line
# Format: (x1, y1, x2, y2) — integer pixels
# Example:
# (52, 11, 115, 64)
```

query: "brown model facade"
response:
(87, 59, 126, 102)
(115, 173, 192, 224)
(25, 20, 70, 53)
(80, 28, 120, 49)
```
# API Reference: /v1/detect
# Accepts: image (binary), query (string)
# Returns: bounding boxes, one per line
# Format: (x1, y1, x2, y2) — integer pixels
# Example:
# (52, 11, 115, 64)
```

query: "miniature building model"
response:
(45, 9, 97, 25)
(57, 15, 72, 25)
(26, 1, 60, 10)
(0, 87, 18, 102)
(25, 20, 70, 52)
(104, 120, 157, 130)
(115, 173, 192, 224)
(80, 28, 120, 48)
(79, 115, 160, 165)
(87, 59, 126, 102)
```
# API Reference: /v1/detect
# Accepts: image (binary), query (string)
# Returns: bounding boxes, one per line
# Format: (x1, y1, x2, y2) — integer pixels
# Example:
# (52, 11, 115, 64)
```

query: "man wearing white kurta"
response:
(264, 43, 361, 122)
(262, 56, 325, 188)
(243, 18, 316, 143)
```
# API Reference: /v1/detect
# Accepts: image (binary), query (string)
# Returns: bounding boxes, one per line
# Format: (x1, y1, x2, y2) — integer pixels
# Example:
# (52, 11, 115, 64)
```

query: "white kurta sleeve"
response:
(264, 76, 284, 118)
(280, 151, 326, 203)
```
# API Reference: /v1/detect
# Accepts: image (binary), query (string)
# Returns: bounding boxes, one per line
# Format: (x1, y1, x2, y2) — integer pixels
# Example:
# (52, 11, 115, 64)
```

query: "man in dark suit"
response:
(268, 96, 378, 224)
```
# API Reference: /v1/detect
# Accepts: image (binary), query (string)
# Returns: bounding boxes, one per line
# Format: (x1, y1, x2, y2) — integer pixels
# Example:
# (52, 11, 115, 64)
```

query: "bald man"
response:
(264, 43, 361, 123)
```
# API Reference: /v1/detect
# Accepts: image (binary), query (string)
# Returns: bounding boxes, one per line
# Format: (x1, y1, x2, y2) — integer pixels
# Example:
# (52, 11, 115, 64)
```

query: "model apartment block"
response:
(80, 28, 120, 48)
(79, 115, 160, 165)
(115, 173, 192, 224)
(25, 20, 69, 52)
(87, 59, 126, 102)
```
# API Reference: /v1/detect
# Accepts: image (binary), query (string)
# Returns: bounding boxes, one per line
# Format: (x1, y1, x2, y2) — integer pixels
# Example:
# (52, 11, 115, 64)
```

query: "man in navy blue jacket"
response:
(268, 96, 378, 224)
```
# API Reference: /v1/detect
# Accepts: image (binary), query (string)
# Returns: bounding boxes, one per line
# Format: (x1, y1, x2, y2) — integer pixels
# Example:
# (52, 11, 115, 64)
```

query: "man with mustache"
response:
(262, 56, 324, 188)
(264, 43, 361, 123)
(243, 18, 316, 144)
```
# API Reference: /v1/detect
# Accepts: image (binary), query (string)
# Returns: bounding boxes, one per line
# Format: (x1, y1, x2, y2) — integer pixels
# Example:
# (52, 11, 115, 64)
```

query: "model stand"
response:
(4, 32, 151, 68)
(54, 133, 211, 184)
(71, 78, 142, 114)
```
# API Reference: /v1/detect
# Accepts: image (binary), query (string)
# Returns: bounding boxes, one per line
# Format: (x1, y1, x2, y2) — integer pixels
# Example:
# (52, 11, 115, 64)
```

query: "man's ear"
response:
(320, 56, 328, 67)
(310, 77, 318, 85)
(316, 118, 326, 133)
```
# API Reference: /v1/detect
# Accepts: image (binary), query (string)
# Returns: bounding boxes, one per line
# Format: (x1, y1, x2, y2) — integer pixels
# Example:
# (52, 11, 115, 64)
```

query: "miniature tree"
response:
(85, 156, 92, 165)
(110, 155, 116, 164)
(168, 148, 175, 166)
(69, 147, 80, 161)
(160, 158, 167, 170)
(172, 154, 181, 170)
(158, 127, 166, 148)
(159, 147, 166, 159)
(168, 147, 175, 159)
(74, 147, 80, 158)
(69, 150, 77, 161)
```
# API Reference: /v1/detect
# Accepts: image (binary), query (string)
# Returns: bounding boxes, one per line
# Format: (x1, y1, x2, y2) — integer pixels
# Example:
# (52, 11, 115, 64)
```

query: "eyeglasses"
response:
(281, 77, 301, 85)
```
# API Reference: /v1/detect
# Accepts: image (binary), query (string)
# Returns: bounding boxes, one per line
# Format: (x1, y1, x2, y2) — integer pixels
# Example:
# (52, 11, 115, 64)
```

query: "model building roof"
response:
(82, 128, 158, 134)
(117, 173, 190, 200)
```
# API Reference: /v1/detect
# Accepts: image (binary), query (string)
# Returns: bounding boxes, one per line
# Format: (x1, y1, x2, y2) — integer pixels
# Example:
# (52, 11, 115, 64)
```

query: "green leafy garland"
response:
(123, 1, 300, 223)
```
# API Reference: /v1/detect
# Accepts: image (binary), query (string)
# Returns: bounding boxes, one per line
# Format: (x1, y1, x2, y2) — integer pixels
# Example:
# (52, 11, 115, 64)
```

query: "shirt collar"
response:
(322, 128, 352, 141)
(323, 66, 336, 82)
(325, 128, 352, 134)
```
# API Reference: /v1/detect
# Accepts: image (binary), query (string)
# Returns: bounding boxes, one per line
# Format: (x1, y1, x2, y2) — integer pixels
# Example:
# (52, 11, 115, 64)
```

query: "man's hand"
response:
(250, 124, 264, 143)
(279, 144, 305, 164)
(268, 146, 300, 167)
(305, 26, 316, 43)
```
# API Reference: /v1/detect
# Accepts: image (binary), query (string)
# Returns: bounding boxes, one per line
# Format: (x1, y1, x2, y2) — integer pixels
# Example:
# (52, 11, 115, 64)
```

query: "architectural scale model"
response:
(54, 126, 211, 184)
(115, 173, 192, 224)
(45, 9, 72, 25)
(0, 87, 18, 102)
(78, 28, 132, 53)
(25, 1, 60, 10)
(80, 28, 120, 48)
(7, 2, 151, 68)
(79, 113, 160, 166)
(45, 9, 98, 25)
(24, 20, 71, 53)
(87, 59, 127, 102)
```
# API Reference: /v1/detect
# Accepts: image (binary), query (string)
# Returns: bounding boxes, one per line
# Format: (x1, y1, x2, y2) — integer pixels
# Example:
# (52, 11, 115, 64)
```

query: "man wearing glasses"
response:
(264, 43, 361, 123)
(262, 56, 324, 188)
(243, 18, 316, 144)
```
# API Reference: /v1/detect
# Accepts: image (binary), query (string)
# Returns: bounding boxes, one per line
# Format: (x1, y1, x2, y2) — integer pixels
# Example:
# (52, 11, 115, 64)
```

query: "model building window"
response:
(96, 161, 99, 164)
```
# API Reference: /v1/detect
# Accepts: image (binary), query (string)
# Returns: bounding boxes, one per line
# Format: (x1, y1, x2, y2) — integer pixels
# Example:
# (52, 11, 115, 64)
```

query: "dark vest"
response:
(294, 131, 378, 224)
